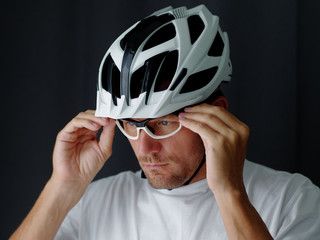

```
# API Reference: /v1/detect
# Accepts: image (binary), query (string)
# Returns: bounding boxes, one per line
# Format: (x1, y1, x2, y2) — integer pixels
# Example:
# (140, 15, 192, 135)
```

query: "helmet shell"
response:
(96, 4, 232, 119)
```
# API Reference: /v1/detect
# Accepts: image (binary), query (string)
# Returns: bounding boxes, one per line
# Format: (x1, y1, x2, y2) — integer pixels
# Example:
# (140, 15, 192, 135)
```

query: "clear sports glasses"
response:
(116, 115, 182, 140)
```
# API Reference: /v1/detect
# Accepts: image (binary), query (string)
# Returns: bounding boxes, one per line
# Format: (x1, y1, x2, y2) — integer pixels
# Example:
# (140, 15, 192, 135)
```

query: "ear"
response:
(211, 96, 228, 110)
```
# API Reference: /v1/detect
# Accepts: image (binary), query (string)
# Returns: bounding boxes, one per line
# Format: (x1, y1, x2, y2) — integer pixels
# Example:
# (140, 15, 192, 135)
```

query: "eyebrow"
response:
(123, 114, 179, 126)
(122, 118, 154, 128)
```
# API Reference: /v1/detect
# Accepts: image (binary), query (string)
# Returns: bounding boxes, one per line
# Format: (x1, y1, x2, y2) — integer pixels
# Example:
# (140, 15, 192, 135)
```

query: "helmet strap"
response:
(182, 155, 206, 186)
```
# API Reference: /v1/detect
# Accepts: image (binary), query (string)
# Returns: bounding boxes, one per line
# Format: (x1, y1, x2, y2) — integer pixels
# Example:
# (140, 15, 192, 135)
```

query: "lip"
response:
(144, 163, 169, 170)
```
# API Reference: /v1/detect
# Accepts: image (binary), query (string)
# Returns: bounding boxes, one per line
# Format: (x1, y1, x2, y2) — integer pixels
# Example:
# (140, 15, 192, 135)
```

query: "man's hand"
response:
(10, 110, 115, 240)
(179, 102, 273, 240)
(179, 103, 249, 193)
(52, 110, 115, 196)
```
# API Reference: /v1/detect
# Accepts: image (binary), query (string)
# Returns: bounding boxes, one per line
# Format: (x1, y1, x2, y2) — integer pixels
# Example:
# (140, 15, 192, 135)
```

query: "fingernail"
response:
(179, 112, 187, 120)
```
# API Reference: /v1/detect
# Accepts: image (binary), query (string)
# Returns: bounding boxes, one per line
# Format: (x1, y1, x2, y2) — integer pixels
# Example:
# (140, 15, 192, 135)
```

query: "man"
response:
(11, 5, 320, 240)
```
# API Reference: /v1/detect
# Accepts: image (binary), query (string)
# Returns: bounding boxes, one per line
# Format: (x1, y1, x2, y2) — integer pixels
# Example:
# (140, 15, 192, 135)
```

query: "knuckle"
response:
(240, 123, 250, 137)
(214, 106, 225, 112)
(207, 114, 216, 122)
(203, 113, 217, 124)
(216, 135, 229, 148)
(56, 129, 63, 139)
(85, 109, 95, 114)
(56, 128, 71, 142)
(195, 121, 204, 129)
(228, 130, 239, 143)
(70, 117, 81, 126)
(76, 111, 85, 118)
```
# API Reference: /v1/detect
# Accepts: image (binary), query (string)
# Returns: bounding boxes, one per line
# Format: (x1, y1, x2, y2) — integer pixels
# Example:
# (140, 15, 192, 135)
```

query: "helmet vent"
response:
(154, 50, 178, 92)
(208, 32, 224, 56)
(101, 54, 120, 105)
(187, 15, 205, 44)
(143, 23, 176, 51)
(180, 66, 218, 94)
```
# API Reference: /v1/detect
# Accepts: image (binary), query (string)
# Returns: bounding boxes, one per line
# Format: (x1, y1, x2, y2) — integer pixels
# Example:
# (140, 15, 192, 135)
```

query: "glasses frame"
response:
(116, 117, 182, 140)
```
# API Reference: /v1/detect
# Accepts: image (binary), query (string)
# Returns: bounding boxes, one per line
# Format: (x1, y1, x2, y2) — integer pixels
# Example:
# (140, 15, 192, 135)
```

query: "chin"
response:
(145, 172, 187, 189)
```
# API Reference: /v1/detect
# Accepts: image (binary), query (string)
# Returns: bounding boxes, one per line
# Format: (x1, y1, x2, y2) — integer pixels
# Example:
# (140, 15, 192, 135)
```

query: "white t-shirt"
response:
(55, 160, 320, 239)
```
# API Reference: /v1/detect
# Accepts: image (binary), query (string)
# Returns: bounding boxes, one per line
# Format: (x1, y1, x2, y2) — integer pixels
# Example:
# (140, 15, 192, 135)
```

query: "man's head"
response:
(95, 5, 232, 189)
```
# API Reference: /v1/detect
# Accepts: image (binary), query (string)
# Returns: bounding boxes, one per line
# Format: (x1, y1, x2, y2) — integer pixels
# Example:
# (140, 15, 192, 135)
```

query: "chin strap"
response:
(141, 170, 147, 179)
(182, 156, 206, 186)
(140, 156, 206, 188)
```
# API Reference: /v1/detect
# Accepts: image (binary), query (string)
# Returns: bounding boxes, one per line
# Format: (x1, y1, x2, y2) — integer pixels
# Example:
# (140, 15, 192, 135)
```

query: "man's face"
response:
(127, 114, 205, 189)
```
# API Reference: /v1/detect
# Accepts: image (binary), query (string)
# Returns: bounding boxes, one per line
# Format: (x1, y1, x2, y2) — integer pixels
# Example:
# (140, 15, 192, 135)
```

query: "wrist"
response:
(209, 177, 246, 195)
(210, 179, 249, 209)
(214, 186, 249, 208)
(46, 176, 87, 210)
(211, 183, 273, 240)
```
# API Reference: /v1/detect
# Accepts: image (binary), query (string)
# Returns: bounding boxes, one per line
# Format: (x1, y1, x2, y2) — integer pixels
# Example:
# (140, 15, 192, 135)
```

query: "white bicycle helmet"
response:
(95, 4, 232, 119)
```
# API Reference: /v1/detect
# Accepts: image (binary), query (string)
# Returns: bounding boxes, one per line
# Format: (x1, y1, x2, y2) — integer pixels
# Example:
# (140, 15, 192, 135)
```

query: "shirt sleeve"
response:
(275, 177, 320, 240)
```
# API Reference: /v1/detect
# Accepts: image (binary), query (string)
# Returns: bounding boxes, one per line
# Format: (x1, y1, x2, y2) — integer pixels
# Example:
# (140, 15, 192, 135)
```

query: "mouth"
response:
(143, 163, 169, 171)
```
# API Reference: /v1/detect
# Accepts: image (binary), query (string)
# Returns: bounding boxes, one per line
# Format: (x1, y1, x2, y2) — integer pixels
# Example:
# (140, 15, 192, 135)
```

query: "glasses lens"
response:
(118, 120, 138, 138)
(145, 118, 180, 137)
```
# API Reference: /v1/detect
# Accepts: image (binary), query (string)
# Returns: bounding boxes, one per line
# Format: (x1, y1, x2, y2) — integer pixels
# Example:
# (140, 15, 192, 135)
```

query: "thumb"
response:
(98, 118, 116, 160)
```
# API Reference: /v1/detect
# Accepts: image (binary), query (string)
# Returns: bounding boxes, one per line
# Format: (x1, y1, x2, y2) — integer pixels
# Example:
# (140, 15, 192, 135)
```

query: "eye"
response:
(160, 121, 169, 126)
(122, 120, 135, 128)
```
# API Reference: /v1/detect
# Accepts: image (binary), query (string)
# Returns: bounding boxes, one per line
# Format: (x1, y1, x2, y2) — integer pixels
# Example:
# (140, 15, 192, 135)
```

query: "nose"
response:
(137, 129, 162, 155)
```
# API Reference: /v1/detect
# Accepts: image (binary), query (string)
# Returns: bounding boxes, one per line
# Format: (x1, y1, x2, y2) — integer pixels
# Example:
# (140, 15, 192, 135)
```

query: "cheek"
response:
(177, 127, 204, 148)
(165, 129, 205, 162)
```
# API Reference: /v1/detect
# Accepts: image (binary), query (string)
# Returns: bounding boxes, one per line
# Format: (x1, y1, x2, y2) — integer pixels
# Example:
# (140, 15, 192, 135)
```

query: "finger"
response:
(76, 110, 109, 127)
(185, 104, 246, 130)
(57, 118, 102, 144)
(179, 114, 220, 143)
(184, 104, 249, 136)
(98, 118, 116, 160)
(180, 111, 249, 144)
(179, 111, 232, 137)
(75, 128, 99, 144)
(62, 109, 109, 135)
(64, 117, 101, 134)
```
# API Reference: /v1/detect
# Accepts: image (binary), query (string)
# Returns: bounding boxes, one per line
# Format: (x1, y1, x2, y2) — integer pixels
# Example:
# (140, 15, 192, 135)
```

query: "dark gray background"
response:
(2, 0, 319, 238)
